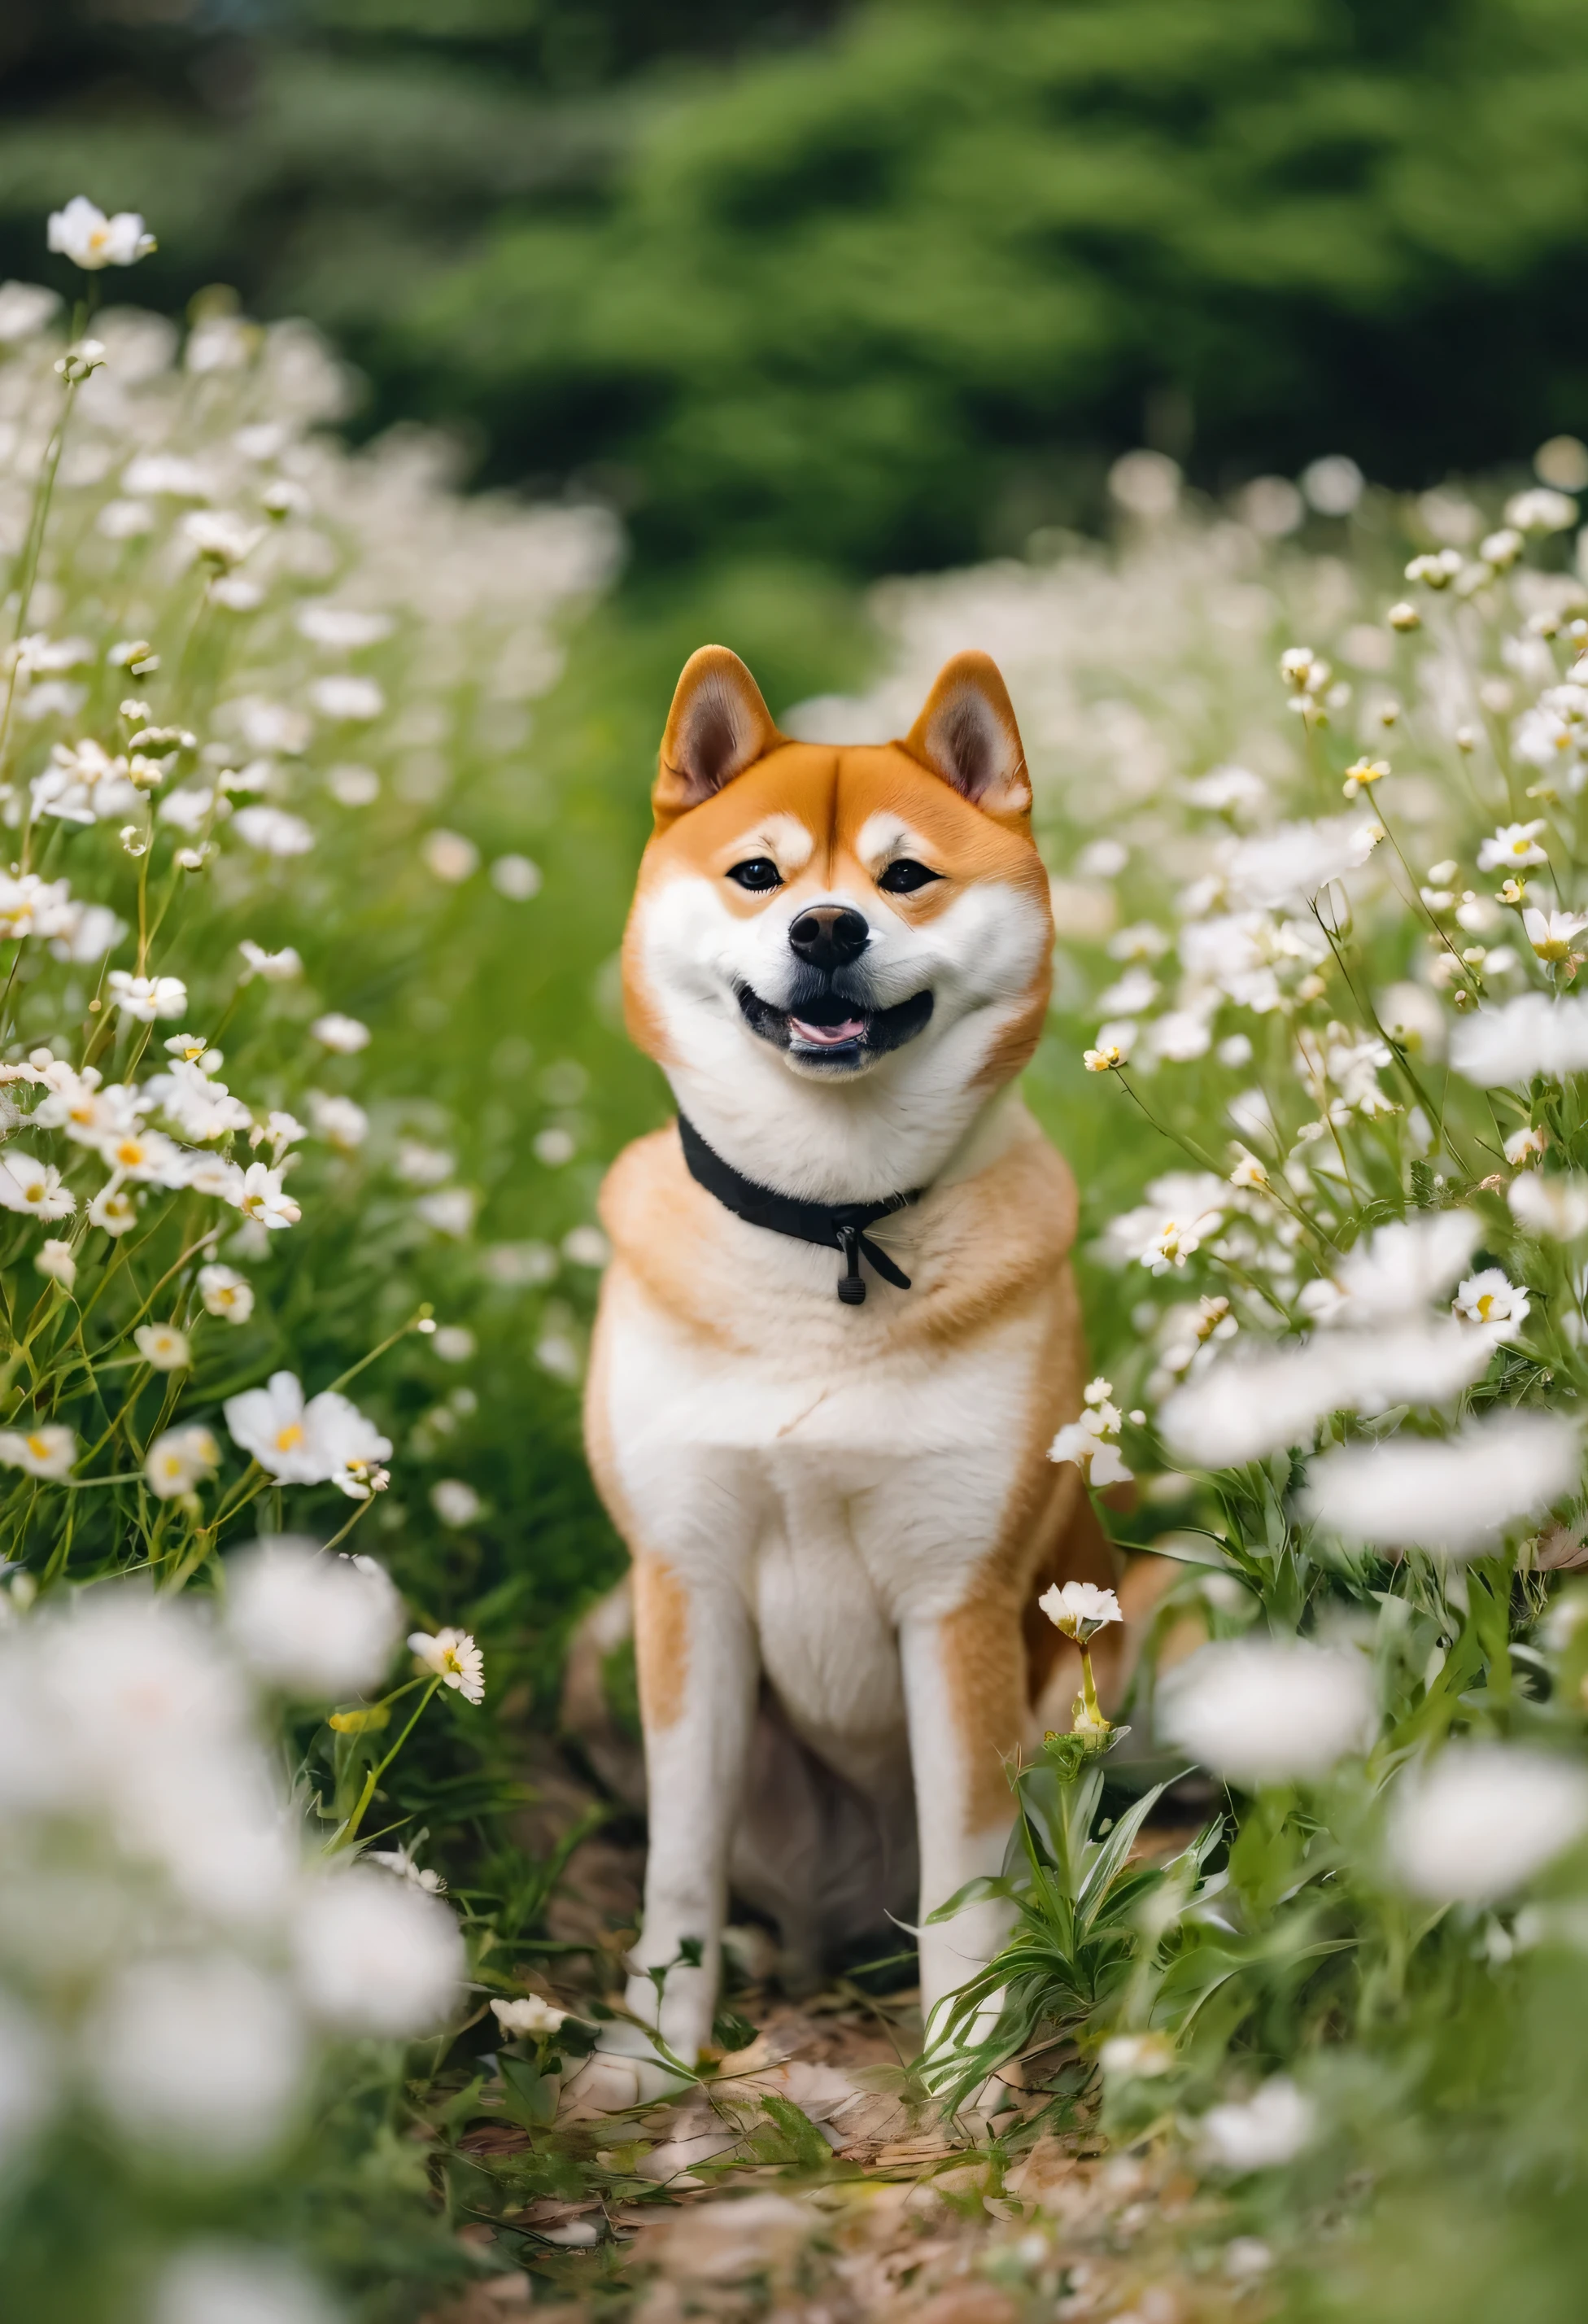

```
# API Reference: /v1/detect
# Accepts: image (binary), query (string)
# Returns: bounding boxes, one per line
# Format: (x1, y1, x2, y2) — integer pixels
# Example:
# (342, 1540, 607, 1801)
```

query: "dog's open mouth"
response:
(735, 984, 934, 1065)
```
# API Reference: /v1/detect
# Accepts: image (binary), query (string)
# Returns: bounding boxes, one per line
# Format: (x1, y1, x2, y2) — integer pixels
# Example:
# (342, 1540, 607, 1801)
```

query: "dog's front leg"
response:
(900, 1600, 1022, 2088)
(565, 1553, 757, 2112)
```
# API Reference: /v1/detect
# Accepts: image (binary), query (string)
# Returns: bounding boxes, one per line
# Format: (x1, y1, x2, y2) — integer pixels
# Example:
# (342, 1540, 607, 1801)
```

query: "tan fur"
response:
(632, 1555, 690, 1731)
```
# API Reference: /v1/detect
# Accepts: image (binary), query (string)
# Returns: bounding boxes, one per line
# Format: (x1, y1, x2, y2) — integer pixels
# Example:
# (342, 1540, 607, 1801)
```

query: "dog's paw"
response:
(559, 2047, 691, 2118)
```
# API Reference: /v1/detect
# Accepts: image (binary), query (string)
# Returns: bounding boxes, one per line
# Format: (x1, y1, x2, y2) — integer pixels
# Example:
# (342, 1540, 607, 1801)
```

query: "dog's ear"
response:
(901, 651, 1031, 819)
(654, 645, 783, 822)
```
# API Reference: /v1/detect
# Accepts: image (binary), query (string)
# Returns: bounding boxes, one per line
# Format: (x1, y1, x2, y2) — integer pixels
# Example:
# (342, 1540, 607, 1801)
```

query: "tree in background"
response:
(4, 0, 1588, 573)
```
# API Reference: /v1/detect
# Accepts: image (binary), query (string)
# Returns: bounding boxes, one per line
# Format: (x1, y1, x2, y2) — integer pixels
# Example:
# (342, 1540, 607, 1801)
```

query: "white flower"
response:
(233, 806, 314, 858)
(295, 604, 393, 650)
(225, 1372, 325, 1483)
(35, 1238, 76, 1291)
(182, 509, 264, 568)
(1320, 1211, 1481, 1326)
(1505, 487, 1578, 532)
(34, 738, 139, 824)
(1509, 1172, 1588, 1241)
(430, 1478, 483, 1527)
(0, 872, 78, 942)
(198, 1263, 254, 1323)
(1451, 993, 1588, 1086)
(47, 195, 156, 269)
(1141, 1210, 1222, 1273)
(1222, 815, 1380, 911)
(310, 1393, 393, 1500)
(1100, 1173, 1226, 1270)
(491, 1994, 567, 2038)
(225, 1538, 404, 1697)
(0, 1424, 76, 1479)
(1505, 1124, 1548, 1167)
(310, 1012, 370, 1054)
(145, 1424, 220, 1501)
(408, 1627, 485, 1704)
(1187, 764, 1267, 818)
(1477, 820, 1549, 873)
(0, 1151, 73, 1221)
(420, 828, 480, 884)
(1094, 965, 1159, 1017)
(0, 282, 59, 342)
(415, 1186, 477, 1238)
(431, 1325, 476, 1361)
(1302, 1409, 1581, 1559)
(308, 1091, 369, 1151)
(1452, 1268, 1530, 1338)
(310, 675, 385, 723)
(157, 784, 220, 834)
(367, 1841, 447, 1895)
(238, 1163, 302, 1230)
(1084, 1041, 1126, 1072)
(561, 1225, 609, 1269)
(1100, 2032, 1176, 2080)
(223, 1372, 390, 1495)
(88, 1955, 304, 2165)
(328, 763, 381, 806)
(152, 2243, 338, 2324)
(238, 940, 303, 983)
(1047, 1419, 1132, 1489)
(134, 1322, 190, 1372)
(292, 1867, 463, 2036)
(87, 1186, 137, 1236)
(1198, 2078, 1315, 2173)
(1036, 1579, 1123, 1643)
(1159, 1638, 1375, 1784)
(1522, 906, 1588, 962)
(1386, 1744, 1588, 1904)
(107, 971, 188, 1023)
(394, 1140, 456, 1186)
(491, 854, 542, 900)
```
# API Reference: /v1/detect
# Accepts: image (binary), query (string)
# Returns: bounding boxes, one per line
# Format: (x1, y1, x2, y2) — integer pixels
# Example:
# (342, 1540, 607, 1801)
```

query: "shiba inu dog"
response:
(568, 644, 1134, 2109)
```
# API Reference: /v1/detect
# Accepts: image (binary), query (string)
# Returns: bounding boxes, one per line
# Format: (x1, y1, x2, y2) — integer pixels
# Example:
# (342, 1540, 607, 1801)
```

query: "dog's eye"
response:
(877, 858, 941, 895)
(726, 858, 783, 891)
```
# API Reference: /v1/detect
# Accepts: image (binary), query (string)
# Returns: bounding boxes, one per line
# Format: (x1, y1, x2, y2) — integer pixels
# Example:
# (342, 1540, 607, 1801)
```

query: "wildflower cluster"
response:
(830, 448, 1588, 2282)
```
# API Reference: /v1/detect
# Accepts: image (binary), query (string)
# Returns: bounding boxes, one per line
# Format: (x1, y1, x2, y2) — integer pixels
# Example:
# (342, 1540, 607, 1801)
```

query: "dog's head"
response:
(622, 645, 1054, 1196)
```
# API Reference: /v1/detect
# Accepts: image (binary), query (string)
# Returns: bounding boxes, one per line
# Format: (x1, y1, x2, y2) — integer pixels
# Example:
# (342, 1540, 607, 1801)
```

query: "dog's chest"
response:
(597, 1264, 1049, 1618)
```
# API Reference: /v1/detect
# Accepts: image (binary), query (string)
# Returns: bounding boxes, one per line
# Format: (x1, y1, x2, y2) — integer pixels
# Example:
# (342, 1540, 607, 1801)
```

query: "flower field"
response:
(11, 199, 1588, 2322)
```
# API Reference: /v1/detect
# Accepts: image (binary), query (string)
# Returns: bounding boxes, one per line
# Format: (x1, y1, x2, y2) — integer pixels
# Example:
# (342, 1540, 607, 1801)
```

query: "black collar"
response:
(677, 1113, 923, 1305)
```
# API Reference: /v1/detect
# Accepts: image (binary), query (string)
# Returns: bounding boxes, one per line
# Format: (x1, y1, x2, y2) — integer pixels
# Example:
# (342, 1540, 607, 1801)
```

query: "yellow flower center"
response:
(115, 1140, 143, 1166)
(274, 1422, 305, 1452)
(23, 1182, 44, 1204)
(1477, 1295, 1496, 1321)
(26, 1433, 50, 1460)
(441, 1648, 463, 1676)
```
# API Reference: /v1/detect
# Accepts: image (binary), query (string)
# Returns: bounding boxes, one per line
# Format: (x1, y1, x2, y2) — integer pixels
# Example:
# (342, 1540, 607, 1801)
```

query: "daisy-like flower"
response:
(233, 805, 314, 858)
(182, 509, 264, 569)
(1342, 757, 1389, 800)
(0, 1424, 75, 1479)
(97, 1125, 183, 1186)
(107, 970, 188, 1024)
(1084, 1042, 1126, 1072)
(35, 1238, 76, 1291)
(1477, 821, 1550, 874)
(198, 1263, 254, 1324)
(1505, 1124, 1549, 1168)
(238, 1162, 302, 1230)
(223, 1370, 325, 1484)
(133, 1322, 190, 1371)
(0, 1152, 74, 1221)
(163, 1032, 221, 1069)
(310, 1011, 370, 1055)
(310, 1393, 392, 1500)
(86, 1186, 137, 1235)
(1228, 1150, 1269, 1190)
(408, 1627, 485, 1704)
(47, 195, 155, 269)
(238, 940, 303, 982)
(1037, 1579, 1124, 1643)
(1048, 1414, 1132, 1488)
(308, 1091, 369, 1151)
(369, 1842, 447, 1896)
(144, 1423, 220, 1501)
(1522, 906, 1588, 963)
(1499, 876, 1529, 906)
(1142, 1213, 1219, 1273)
(490, 1994, 565, 2038)
(1452, 1269, 1531, 1339)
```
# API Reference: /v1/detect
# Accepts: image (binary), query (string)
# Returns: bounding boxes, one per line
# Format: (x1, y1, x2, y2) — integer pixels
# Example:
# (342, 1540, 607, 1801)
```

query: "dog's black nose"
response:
(787, 905, 869, 971)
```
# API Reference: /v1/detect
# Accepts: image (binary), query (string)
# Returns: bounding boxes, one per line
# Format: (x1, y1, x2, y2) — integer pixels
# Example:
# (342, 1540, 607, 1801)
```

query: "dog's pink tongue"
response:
(790, 1016, 866, 1046)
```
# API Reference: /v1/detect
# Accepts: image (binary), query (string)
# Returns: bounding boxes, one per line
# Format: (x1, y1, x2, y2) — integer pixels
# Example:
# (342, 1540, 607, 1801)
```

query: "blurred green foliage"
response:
(7, 2, 1588, 572)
